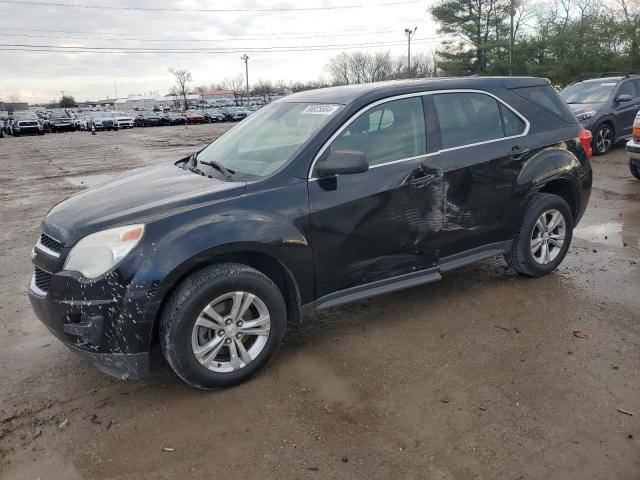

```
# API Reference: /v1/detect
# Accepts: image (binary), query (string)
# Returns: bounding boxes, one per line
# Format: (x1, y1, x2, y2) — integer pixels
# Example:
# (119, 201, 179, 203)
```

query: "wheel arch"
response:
(150, 250, 303, 345)
(537, 178, 579, 224)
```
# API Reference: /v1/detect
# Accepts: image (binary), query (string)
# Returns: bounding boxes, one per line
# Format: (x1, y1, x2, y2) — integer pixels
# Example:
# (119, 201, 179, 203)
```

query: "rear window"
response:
(512, 85, 577, 123)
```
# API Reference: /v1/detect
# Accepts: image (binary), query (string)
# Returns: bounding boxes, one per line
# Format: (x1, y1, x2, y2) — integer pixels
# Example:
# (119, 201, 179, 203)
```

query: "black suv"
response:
(29, 77, 592, 389)
(560, 74, 640, 155)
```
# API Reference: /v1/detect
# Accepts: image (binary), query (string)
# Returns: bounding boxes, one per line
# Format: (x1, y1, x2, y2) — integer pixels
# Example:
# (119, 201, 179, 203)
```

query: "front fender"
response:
(130, 208, 313, 302)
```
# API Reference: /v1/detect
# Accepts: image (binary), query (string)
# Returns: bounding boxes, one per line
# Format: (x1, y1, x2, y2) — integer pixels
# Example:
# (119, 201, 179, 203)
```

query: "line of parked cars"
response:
(1, 105, 255, 138)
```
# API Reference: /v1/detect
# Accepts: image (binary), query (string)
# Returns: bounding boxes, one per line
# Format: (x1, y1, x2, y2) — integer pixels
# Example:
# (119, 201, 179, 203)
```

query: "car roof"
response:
(282, 76, 550, 105)
(581, 76, 626, 83)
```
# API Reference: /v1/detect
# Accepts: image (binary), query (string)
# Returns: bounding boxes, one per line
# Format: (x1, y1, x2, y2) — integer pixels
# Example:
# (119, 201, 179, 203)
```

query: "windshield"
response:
(195, 102, 343, 178)
(560, 82, 616, 103)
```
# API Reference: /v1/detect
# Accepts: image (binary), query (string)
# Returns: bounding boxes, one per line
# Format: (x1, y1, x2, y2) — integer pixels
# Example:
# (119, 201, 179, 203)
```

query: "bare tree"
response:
(226, 74, 245, 106)
(169, 68, 192, 110)
(195, 85, 208, 101)
(252, 79, 274, 102)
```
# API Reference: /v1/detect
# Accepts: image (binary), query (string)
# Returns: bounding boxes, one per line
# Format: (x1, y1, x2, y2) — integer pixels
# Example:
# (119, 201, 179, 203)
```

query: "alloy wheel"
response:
(191, 291, 271, 373)
(530, 209, 566, 265)
(595, 126, 612, 154)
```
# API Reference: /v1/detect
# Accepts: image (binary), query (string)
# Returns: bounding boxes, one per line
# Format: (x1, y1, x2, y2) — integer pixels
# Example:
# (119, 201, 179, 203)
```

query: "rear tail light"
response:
(633, 127, 640, 142)
(579, 128, 592, 158)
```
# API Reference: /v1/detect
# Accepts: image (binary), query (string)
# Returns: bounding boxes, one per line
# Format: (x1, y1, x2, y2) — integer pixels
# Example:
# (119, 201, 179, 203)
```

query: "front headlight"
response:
(577, 110, 597, 121)
(64, 224, 144, 279)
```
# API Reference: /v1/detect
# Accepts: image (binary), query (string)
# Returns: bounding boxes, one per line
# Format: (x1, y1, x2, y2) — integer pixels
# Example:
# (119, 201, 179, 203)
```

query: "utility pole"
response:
(404, 27, 417, 77)
(509, 0, 515, 76)
(241, 54, 249, 107)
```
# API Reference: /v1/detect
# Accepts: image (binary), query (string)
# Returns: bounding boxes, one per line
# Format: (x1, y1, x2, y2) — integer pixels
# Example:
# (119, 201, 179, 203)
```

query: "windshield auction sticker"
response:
(301, 104, 341, 115)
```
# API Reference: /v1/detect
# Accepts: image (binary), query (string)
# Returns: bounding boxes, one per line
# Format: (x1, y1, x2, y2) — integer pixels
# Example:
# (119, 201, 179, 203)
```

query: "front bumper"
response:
(28, 267, 161, 380)
(16, 126, 41, 134)
(626, 139, 640, 163)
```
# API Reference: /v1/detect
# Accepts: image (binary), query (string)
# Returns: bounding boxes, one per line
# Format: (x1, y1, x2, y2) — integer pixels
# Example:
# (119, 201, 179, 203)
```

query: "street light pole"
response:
(241, 54, 249, 107)
(404, 27, 417, 77)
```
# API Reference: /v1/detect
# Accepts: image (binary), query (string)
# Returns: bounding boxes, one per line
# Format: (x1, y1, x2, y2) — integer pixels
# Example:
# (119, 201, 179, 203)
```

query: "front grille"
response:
(34, 267, 52, 292)
(40, 232, 63, 253)
(19, 121, 38, 126)
(103, 120, 114, 127)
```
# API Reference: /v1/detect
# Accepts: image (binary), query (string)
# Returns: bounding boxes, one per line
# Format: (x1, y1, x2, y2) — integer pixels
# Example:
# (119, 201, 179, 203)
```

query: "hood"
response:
(566, 102, 602, 115)
(43, 163, 246, 246)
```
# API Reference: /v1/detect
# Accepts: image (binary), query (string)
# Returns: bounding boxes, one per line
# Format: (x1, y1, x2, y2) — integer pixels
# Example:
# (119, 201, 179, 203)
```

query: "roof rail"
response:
(571, 71, 640, 84)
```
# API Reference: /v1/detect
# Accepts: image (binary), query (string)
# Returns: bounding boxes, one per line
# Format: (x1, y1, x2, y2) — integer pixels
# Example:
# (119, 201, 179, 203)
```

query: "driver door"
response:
(308, 96, 445, 299)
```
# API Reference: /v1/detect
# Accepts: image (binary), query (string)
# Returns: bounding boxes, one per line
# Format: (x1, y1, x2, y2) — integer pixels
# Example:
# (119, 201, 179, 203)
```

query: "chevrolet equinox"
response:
(29, 77, 593, 389)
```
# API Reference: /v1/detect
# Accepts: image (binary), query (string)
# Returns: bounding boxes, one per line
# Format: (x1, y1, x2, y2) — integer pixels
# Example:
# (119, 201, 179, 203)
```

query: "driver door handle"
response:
(509, 146, 530, 159)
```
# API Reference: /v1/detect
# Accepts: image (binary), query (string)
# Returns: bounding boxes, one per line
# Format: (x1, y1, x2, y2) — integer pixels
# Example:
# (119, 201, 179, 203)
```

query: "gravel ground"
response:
(0, 124, 638, 480)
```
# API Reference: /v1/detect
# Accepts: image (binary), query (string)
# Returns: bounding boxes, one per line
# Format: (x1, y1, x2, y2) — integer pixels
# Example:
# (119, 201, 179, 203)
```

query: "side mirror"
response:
(315, 149, 369, 178)
(616, 94, 633, 102)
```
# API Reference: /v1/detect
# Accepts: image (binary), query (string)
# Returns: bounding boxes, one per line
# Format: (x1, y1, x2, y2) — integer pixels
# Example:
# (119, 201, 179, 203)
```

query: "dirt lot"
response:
(0, 125, 638, 480)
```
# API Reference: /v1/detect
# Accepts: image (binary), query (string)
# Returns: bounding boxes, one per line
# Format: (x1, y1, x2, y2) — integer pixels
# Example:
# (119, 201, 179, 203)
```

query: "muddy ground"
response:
(0, 124, 638, 480)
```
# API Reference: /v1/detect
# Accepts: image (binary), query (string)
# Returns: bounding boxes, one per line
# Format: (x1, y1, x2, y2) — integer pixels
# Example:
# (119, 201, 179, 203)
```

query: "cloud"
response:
(0, 0, 438, 103)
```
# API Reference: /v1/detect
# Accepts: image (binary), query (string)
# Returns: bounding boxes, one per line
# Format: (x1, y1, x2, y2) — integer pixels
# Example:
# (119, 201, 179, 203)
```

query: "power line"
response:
(0, 26, 398, 37)
(0, 38, 443, 54)
(0, 29, 403, 43)
(0, 0, 422, 13)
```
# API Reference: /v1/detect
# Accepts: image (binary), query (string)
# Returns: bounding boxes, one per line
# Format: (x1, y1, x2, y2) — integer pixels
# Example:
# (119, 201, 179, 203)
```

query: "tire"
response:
(161, 263, 287, 389)
(592, 123, 614, 155)
(630, 160, 640, 180)
(505, 193, 574, 277)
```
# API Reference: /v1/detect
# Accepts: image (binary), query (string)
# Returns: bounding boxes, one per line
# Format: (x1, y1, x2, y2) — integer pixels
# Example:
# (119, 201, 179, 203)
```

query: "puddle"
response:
(574, 221, 639, 248)
(65, 173, 117, 188)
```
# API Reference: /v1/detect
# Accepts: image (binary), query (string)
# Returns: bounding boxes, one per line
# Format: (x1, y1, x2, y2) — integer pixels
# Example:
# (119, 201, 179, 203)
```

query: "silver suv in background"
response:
(626, 111, 640, 180)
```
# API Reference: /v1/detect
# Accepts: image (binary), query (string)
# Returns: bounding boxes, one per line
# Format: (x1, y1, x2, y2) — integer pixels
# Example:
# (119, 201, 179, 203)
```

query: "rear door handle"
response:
(509, 146, 530, 159)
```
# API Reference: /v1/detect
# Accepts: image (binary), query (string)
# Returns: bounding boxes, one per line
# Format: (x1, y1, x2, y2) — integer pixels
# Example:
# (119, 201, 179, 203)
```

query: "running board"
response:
(304, 241, 511, 314)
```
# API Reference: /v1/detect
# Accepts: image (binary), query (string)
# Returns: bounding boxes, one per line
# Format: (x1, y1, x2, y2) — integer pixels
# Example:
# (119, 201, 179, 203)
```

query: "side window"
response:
(433, 92, 505, 149)
(512, 85, 576, 123)
(617, 81, 636, 98)
(634, 79, 640, 96)
(500, 104, 526, 137)
(329, 97, 426, 166)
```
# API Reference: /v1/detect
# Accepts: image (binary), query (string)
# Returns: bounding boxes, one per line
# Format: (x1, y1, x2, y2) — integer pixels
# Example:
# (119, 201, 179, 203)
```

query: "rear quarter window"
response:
(512, 85, 577, 123)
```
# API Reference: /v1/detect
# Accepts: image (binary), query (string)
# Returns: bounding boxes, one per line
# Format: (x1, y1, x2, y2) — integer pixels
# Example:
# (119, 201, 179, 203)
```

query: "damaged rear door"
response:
(424, 91, 530, 257)
(308, 95, 444, 299)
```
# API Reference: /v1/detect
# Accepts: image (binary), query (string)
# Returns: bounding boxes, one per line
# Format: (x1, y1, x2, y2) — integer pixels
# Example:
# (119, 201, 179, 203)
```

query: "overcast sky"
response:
(0, 0, 441, 104)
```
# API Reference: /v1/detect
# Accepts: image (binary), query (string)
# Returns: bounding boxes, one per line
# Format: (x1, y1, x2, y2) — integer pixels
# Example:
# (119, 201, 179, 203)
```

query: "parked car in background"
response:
(625, 111, 640, 180)
(203, 109, 225, 123)
(185, 111, 206, 125)
(48, 115, 75, 133)
(112, 112, 135, 129)
(227, 107, 248, 121)
(29, 77, 592, 389)
(560, 74, 640, 155)
(161, 112, 186, 126)
(88, 112, 118, 131)
(135, 113, 164, 127)
(8, 113, 44, 136)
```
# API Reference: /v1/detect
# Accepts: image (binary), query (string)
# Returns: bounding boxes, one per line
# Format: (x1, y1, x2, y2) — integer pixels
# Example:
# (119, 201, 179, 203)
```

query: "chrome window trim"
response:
(308, 88, 531, 180)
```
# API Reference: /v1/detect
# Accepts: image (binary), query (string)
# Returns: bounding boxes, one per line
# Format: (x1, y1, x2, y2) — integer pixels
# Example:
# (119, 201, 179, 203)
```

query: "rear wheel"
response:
(593, 123, 614, 155)
(505, 193, 573, 277)
(630, 160, 640, 180)
(161, 263, 287, 389)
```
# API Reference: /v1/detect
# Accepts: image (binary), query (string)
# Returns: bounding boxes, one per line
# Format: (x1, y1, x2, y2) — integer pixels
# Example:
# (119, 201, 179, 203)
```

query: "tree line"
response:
(431, 0, 640, 86)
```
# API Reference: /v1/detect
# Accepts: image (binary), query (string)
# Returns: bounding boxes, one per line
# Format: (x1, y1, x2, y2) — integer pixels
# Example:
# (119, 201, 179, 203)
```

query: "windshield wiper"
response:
(198, 159, 236, 179)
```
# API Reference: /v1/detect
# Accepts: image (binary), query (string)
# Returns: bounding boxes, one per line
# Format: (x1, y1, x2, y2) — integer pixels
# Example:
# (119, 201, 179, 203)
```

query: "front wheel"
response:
(161, 263, 287, 389)
(505, 193, 574, 277)
(630, 160, 640, 180)
(593, 124, 614, 155)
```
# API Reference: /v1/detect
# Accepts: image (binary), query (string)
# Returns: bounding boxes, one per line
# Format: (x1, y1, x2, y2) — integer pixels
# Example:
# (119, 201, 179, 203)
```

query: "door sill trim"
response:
(304, 240, 512, 315)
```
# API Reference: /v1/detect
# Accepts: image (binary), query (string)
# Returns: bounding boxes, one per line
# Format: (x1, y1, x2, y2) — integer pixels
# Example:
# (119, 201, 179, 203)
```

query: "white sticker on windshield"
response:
(600, 82, 616, 86)
(301, 104, 340, 115)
